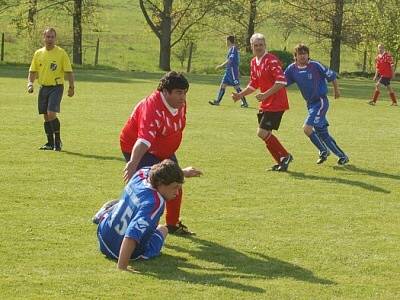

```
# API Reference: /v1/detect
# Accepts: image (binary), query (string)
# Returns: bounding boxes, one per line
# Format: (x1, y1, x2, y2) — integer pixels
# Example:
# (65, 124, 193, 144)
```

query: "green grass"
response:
(0, 65, 399, 299)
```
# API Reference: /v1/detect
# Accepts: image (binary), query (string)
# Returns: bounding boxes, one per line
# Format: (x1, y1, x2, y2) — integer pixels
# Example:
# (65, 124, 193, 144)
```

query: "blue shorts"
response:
(122, 151, 178, 167)
(97, 223, 165, 260)
(221, 68, 239, 86)
(38, 85, 64, 114)
(305, 97, 329, 128)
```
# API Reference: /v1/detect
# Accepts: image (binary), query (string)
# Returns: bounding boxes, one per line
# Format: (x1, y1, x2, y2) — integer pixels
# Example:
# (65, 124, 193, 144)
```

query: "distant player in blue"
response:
(95, 159, 184, 271)
(284, 44, 349, 165)
(209, 35, 248, 108)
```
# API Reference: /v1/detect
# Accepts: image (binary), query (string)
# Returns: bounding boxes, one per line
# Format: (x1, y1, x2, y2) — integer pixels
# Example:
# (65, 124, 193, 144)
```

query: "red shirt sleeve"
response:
(267, 57, 287, 85)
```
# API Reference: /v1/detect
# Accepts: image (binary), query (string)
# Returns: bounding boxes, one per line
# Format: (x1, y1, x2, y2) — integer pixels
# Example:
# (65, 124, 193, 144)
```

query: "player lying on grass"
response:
(94, 160, 199, 271)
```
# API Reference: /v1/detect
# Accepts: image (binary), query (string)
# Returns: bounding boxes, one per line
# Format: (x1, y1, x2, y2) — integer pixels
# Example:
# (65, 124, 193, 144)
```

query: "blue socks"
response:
(315, 126, 346, 158)
(309, 131, 328, 154)
(216, 88, 226, 104)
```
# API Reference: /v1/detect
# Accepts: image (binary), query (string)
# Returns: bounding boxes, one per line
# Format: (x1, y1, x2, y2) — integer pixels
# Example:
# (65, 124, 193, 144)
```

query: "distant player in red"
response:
(232, 33, 293, 171)
(120, 71, 202, 235)
(369, 44, 397, 106)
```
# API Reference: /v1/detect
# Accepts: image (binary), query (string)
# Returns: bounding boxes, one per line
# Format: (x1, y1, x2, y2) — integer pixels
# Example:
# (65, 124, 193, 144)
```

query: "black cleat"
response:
(277, 154, 294, 172)
(167, 221, 195, 235)
(54, 140, 63, 151)
(368, 100, 376, 106)
(317, 151, 330, 164)
(337, 156, 349, 165)
(39, 143, 54, 150)
(92, 199, 119, 224)
(208, 100, 219, 106)
(270, 164, 280, 171)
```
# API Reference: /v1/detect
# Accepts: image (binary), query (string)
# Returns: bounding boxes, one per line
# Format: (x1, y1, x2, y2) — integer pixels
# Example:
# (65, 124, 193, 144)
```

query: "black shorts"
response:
(38, 85, 64, 114)
(377, 75, 391, 86)
(257, 111, 285, 131)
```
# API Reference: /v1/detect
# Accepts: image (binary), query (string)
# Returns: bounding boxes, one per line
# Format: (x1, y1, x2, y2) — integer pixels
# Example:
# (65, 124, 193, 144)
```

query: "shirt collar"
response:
(255, 51, 268, 65)
(160, 91, 178, 116)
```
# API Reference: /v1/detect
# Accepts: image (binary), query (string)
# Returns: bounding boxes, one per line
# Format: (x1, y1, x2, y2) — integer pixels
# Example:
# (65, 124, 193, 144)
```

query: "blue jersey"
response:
(97, 168, 165, 259)
(222, 46, 240, 86)
(284, 60, 336, 106)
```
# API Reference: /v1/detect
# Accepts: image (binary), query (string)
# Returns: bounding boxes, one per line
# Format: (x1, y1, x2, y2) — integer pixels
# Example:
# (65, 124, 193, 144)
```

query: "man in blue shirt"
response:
(209, 35, 248, 108)
(95, 160, 186, 271)
(284, 44, 349, 165)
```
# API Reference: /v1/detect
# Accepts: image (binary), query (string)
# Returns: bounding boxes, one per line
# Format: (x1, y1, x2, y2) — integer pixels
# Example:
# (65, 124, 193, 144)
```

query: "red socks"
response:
(264, 134, 288, 163)
(165, 188, 182, 226)
(372, 90, 380, 103)
(390, 92, 397, 104)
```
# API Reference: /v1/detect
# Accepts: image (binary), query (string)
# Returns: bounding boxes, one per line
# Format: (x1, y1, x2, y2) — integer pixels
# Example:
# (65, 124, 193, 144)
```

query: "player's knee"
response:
(303, 125, 313, 136)
(257, 128, 270, 140)
(157, 225, 168, 238)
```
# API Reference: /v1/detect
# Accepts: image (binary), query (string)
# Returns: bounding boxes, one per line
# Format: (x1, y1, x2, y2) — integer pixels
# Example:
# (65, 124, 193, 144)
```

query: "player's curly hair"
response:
(157, 71, 189, 93)
(149, 159, 184, 188)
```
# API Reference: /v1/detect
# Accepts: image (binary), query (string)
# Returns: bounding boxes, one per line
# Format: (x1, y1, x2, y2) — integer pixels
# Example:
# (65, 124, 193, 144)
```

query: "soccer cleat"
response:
(208, 100, 219, 106)
(39, 143, 54, 150)
(240, 103, 249, 108)
(54, 140, 63, 152)
(368, 100, 376, 106)
(92, 199, 119, 224)
(167, 221, 195, 235)
(277, 153, 294, 172)
(337, 156, 349, 165)
(391, 102, 398, 106)
(270, 164, 280, 171)
(316, 151, 330, 164)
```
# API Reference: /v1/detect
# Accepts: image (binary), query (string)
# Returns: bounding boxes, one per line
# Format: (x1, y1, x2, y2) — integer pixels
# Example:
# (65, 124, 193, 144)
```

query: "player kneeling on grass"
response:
(94, 159, 185, 271)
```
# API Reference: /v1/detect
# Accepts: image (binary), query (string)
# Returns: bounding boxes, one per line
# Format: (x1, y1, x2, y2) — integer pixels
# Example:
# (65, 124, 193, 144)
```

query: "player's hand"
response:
(255, 92, 267, 101)
(232, 92, 241, 102)
(182, 167, 203, 178)
(68, 86, 74, 97)
(27, 85, 34, 93)
(123, 161, 137, 184)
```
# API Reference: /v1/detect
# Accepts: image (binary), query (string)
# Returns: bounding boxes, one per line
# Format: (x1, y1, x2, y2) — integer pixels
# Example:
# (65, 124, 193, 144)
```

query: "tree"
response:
(139, 0, 219, 71)
(277, 0, 358, 72)
(72, 0, 82, 64)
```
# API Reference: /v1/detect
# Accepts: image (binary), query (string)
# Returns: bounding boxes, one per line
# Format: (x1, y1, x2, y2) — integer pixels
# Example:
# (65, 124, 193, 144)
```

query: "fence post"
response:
(94, 38, 99, 66)
(1, 33, 4, 62)
(187, 42, 194, 73)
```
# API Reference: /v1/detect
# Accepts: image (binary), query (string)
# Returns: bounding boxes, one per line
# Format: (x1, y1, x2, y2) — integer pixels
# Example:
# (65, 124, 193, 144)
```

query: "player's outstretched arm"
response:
(117, 237, 137, 271)
(255, 82, 285, 101)
(123, 141, 149, 184)
(182, 167, 203, 178)
(232, 86, 254, 102)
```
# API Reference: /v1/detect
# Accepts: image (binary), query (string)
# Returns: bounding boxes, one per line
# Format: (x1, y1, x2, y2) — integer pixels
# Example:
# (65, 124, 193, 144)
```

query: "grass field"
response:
(0, 65, 399, 299)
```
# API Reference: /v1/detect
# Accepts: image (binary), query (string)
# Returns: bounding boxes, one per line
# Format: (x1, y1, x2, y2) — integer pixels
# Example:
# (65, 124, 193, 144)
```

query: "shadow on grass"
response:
(62, 150, 124, 162)
(332, 164, 400, 181)
(136, 236, 334, 293)
(288, 168, 390, 194)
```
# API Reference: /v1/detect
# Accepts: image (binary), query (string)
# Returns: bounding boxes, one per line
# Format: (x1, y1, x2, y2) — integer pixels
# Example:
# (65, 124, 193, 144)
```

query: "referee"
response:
(27, 27, 75, 151)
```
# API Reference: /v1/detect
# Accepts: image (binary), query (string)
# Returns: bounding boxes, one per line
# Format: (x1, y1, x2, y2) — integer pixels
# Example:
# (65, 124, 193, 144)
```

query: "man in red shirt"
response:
(120, 71, 202, 234)
(232, 33, 293, 171)
(369, 44, 397, 106)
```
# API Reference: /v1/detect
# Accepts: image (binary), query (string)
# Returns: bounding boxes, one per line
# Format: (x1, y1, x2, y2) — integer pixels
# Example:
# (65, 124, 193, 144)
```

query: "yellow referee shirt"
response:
(29, 46, 73, 86)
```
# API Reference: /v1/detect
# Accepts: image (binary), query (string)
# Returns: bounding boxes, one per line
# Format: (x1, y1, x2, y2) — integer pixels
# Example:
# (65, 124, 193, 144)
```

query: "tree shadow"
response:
(287, 168, 390, 194)
(134, 236, 335, 293)
(332, 164, 400, 181)
(62, 150, 124, 162)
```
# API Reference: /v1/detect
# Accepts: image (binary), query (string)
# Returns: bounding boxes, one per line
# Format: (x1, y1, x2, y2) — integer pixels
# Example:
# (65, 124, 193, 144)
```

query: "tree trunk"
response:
(73, 0, 83, 65)
(245, 0, 257, 53)
(27, 0, 37, 37)
(159, 0, 173, 71)
(329, 0, 344, 73)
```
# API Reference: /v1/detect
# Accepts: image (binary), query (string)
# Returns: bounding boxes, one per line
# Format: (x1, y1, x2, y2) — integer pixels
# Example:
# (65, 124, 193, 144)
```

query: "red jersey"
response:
(248, 52, 289, 112)
(120, 91, 186, 159)
(376, 52, 394, 78)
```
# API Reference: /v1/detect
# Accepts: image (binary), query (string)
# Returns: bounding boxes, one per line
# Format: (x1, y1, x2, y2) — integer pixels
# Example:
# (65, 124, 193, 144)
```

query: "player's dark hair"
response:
(43, 27, 57, 37)
(157, 71, 189, 93)
(294, 44, 309, 56)
(227, 35, 235, 44)
(149, 159, 184, 188)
